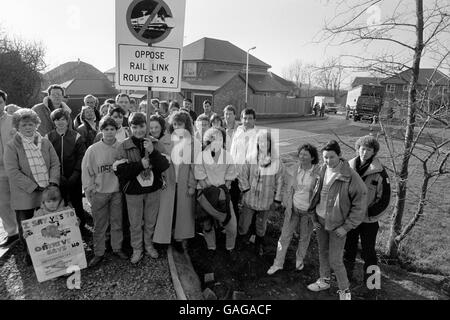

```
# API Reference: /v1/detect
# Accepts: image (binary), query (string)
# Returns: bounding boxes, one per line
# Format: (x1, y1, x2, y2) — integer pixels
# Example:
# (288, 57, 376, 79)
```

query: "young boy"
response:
(94, 107, 131, 144)
(82, 116, 127, 267)
(114, 113, 170, 264)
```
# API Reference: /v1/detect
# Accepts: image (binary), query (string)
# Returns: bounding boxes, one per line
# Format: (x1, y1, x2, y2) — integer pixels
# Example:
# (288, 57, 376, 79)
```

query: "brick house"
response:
(106, 37, 293, 116)
(43, 60, 118, 116)
(380, 68, 450, 118)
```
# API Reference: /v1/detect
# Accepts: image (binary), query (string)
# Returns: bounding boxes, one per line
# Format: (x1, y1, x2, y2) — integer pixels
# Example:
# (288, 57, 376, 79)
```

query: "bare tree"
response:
(321, 0, 450, 258)
(0, 29, 46, 107)
(314, 57, 345, 98)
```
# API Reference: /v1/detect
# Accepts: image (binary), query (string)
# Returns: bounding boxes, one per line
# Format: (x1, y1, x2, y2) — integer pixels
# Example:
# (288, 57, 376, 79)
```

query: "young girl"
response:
(35, 182, 70, 217)
(194, 127, 238, 254)
(267, 143, 321, 275)
(237, 130, 285, 256)
(153, 111, 197, 253)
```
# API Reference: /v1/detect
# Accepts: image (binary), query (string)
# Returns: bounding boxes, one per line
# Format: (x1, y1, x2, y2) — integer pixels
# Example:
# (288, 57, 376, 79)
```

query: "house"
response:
(380, 68, 450, 118)
(43, 60, 118, 116)
(107, 37, 295, 116)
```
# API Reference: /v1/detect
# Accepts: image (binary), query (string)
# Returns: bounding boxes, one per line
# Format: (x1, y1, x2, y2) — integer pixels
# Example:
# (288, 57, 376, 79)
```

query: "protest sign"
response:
(22, 209, 87, 283)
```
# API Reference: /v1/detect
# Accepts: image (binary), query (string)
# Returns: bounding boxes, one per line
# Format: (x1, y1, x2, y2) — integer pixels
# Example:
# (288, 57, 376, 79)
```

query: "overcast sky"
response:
(1, 0, 444, 89)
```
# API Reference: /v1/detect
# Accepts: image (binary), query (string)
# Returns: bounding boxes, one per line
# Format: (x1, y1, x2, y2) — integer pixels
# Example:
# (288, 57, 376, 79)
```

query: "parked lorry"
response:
(346, 85, 384, 122)
(314, 96, 337, 114)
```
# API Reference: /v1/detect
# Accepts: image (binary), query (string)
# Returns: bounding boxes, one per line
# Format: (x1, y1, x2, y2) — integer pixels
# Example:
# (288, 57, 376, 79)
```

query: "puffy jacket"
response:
(76, 120, 97, 150)
(308, 160, 368, 232)
(46, 129, 86, 186)
(115, 137, 170, 194)
(348, 157, 391, 223)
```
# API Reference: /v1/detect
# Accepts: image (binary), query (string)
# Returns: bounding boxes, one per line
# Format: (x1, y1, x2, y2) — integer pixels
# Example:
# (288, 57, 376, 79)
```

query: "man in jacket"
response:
(345, 135, 391, 286)
(32, 85, 73, 136)
(306, 140, 367, 300)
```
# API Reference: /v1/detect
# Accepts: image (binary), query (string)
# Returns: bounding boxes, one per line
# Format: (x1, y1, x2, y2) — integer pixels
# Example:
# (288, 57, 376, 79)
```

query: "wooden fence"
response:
(246, 95, 312, 117)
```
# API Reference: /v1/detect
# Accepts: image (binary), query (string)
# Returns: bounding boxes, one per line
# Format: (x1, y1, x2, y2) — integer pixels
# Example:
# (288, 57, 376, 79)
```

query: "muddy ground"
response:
(188, 212, 449, 300)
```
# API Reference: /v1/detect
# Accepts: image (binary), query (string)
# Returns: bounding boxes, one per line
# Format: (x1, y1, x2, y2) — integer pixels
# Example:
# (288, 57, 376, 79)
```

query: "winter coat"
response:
(32, 97, 73, 136)
(46, 129, 86, 188)
(76, 120, 97, 150)
(153, 134, 197, 243)
(114, 137, 170, 195)
(3, 134, 60, 210)
(282, 163, 321, 222)
(348, 157, 391, 223)
(308, 160, 367, 232)
(0, 112, 16, 177)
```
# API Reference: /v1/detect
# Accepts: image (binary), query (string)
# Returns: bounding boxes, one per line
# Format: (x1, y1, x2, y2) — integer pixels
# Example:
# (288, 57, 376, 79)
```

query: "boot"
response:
(255, 235, 264, 257)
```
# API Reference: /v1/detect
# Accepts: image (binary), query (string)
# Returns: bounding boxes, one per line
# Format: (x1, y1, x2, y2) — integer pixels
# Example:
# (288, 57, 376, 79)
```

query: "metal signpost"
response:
(115, 0, 186, 125)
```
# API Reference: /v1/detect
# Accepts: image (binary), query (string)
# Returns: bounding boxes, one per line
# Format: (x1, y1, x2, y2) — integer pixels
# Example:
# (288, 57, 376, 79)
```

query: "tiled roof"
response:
(183, 37, 271, 68)
(381, 68, 450, 86)
(182, 71, 239, 92)
(61, 79, 118, 96)
(240, 73, 291, 93)
(352, 77, 384, 87)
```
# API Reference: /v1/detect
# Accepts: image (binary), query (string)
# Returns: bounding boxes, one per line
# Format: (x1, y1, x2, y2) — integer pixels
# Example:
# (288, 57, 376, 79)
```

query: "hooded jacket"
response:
(348, 157, 391, 223)
(32, 97, 73, 136)
(308, 160, 367, 232)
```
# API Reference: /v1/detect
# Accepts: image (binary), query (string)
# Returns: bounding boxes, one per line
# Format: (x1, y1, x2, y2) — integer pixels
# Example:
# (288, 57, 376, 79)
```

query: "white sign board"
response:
(22, 209, 87, 283)
(115, 0, 186, 91)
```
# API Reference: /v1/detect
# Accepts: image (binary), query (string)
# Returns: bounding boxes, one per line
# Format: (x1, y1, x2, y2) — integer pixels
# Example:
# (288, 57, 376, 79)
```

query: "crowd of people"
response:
(0, 86, 391, 300)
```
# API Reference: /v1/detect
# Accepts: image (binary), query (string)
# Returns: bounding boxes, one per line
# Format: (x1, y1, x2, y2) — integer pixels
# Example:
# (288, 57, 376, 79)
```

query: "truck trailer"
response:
(346, 85, 384, 122)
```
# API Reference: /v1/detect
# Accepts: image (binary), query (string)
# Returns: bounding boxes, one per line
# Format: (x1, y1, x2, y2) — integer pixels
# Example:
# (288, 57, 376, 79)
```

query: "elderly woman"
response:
(3, 108, 60, 265)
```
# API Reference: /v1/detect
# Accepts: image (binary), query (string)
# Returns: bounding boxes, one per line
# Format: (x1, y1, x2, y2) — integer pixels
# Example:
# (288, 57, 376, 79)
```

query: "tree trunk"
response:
(386, 0, 424, 258)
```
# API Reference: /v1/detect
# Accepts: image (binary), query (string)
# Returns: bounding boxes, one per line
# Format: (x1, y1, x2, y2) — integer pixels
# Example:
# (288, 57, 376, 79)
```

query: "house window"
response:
(403, 85, 409, 92)
(440, 86, 449, 95)
(183, 62, 197, 77)
(386, 84, 396, 93)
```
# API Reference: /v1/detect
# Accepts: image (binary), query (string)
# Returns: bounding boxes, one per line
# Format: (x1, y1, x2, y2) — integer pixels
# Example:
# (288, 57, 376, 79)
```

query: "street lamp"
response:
(246, 46, 256, 106)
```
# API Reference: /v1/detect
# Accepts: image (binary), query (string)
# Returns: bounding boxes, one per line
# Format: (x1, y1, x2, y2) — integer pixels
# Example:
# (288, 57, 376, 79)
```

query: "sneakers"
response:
(145, 246, 159, 259)
(0, 234, 19, 247)
(307, 278, 331, 292)
(113, 250, 128, 260)
(88, 255, 104, 268)
(338, 289, 352, 300)
(295, 260, 304, 271)
(130, 250, 143, 264)
(267, 265, 283, 275)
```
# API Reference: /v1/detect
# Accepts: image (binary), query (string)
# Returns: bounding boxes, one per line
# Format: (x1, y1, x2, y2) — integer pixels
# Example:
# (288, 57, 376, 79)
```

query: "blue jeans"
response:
(91, 192, 123, 256)
(316, 217, 350, 290)
(126, 190, 160, 251)
(273, 207, 313, 268)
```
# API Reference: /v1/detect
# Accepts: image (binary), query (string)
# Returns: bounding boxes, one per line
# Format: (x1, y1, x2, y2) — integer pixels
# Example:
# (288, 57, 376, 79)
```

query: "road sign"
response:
(118, 44, 181, 89)
(116, 0, 186, 91)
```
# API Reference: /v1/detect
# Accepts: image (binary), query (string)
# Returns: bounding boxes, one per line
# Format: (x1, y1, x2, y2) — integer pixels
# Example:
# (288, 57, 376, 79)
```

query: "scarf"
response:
(131, 136, 154, 187)
(19, 132, 49, 188)
(355, 156, 374, 177)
